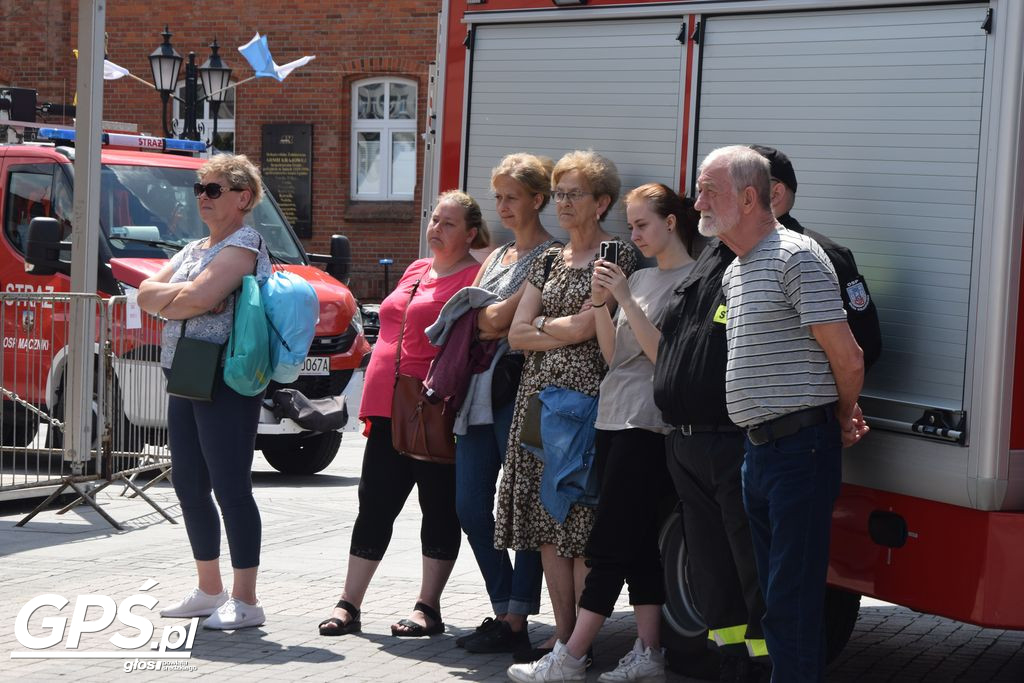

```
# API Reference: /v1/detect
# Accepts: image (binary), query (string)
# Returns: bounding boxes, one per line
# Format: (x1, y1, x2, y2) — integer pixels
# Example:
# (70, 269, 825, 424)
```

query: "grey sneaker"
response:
(597, 637, 667, 683)
(202, 597, 265, 630)
(507, 640, 586, 682)
(160, 587, 228, 618)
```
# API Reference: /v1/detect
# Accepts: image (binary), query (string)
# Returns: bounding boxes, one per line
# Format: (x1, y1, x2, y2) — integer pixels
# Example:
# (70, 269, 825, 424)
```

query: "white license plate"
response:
(299, 356, 330, 376)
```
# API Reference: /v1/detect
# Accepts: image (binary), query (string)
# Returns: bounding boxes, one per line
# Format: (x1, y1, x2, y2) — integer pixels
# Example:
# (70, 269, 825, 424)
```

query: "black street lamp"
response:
(199, 40, 232, 149)
(148, 27, 232, 146)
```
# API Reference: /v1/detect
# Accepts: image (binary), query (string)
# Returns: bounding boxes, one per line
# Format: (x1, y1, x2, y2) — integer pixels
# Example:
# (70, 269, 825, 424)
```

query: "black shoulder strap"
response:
(542, 247, 559, 284)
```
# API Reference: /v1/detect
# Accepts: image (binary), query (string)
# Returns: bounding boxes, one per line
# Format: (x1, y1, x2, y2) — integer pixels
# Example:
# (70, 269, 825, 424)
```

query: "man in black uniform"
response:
(654, 239, 769, 683)
(749, 144, 882, 369)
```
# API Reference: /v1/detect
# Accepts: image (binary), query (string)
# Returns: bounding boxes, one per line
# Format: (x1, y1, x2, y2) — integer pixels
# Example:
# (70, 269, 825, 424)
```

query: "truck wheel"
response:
(824, 586, 860, 664)
(659, 509, 722, 679)
(260, 431, 342, 475)
(658, 507, 859, 671)
(660, 509, 707, 637)
(50, 378, 150, 456)
(2, 401, 40, 447)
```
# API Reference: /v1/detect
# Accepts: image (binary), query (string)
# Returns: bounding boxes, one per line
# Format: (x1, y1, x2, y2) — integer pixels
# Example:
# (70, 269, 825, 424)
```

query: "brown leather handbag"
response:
(390, 279, 457, 464)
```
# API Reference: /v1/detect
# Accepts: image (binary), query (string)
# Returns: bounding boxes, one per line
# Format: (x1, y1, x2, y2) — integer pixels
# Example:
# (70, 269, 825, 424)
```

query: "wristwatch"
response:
(535, 316, 546, 332)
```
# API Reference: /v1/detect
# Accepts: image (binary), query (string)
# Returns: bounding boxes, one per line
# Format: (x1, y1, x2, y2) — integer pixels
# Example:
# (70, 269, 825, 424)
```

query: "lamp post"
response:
(148, 27, 232, 147)
(199, 40, 232, 149)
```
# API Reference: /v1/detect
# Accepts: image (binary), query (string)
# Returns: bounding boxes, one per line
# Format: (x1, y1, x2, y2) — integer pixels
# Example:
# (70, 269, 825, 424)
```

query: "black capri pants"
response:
(579, 428, 671, 617)
(349, 417, 462, 562)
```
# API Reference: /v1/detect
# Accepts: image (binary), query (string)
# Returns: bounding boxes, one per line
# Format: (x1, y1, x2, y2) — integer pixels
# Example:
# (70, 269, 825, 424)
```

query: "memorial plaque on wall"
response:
(261, 124, 313, 237)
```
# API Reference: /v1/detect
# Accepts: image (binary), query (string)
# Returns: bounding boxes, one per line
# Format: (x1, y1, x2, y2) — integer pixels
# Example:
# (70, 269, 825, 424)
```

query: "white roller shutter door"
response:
(464, 18, 687, 244)
(696, 4, 989, 414)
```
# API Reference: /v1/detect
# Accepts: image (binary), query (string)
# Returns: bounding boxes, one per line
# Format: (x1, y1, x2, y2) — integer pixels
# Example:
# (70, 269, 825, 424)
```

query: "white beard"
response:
(698, 216, 723, 237)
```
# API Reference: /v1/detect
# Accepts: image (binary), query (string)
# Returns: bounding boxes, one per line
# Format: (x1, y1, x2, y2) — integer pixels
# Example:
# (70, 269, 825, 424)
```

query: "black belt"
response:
(746, 404, 835, 446)
(678, 424, 741, 436)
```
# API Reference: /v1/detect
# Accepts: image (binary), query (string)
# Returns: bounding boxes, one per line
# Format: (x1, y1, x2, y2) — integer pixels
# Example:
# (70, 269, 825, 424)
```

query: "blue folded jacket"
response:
(534, 385, 600, 523)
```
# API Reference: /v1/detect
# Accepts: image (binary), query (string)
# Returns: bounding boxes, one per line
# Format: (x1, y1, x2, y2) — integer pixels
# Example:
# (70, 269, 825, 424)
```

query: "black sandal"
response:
(318, 599, 361, 636)
(390, 601, 444, 637)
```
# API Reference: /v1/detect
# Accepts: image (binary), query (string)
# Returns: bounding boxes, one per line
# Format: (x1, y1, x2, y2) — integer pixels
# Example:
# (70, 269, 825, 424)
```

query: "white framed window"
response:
(173, 81, 236, 155)
(351, 78, 417, 200)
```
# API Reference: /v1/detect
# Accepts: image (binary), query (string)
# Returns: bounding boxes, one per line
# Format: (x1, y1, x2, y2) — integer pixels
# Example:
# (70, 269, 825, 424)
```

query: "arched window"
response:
(351, 78, 417, 200)
(172, 81, 236, 155)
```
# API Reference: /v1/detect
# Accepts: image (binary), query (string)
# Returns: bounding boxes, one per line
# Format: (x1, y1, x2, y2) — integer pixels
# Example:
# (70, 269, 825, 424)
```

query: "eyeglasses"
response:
(193, 182, 245, 199)
(553, 190, 593, 203)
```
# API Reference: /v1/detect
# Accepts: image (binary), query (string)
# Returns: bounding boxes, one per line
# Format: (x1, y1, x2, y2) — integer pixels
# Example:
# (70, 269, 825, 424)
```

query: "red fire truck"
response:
(425, 0, 1024, 661)
(0, 125, 369, 475)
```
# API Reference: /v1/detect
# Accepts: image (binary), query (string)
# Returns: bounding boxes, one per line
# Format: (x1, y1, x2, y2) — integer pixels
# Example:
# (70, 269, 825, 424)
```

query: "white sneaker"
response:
(160, 587, 228, 618)
(507, 641, 586, 682)
(597, 637, 666, 683)
(202, 597, 265, 630)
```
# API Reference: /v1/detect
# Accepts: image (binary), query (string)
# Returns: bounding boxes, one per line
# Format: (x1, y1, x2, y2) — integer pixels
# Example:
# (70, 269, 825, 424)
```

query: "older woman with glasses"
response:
(494, 150, 638, 663)
(138, 154, 271, 631)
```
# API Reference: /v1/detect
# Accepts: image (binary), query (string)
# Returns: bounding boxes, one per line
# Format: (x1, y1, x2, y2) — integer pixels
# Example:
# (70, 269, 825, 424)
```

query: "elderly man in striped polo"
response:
(693, 145, 868, 683)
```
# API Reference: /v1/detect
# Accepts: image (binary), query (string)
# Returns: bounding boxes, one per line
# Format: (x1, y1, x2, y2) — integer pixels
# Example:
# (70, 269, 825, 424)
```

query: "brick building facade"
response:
(0, 0, 441, 302)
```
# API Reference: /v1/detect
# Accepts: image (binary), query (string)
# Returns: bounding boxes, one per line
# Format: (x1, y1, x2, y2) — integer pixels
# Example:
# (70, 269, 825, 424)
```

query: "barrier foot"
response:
(15, 477, 123, 531)
(122, 465, 172, 499)
(60, 479, 123, 530)
(119, 476, 177, 524)
(57, 478, 112, 515)
(15, 481, 73, 527)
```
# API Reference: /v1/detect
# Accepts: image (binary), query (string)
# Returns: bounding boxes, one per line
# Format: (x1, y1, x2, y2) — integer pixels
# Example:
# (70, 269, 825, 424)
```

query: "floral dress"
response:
(494, 239, 638, 557)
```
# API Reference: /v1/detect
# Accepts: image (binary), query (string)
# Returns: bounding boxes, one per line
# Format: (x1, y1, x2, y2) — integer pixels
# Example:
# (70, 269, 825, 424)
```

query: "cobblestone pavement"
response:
(1, 433, 1022, 682)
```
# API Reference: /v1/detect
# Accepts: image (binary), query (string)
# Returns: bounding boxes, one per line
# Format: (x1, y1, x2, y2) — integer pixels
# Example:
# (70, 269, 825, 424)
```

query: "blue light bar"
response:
(163, 137, 207, 152)
(38, 128, 206, 153)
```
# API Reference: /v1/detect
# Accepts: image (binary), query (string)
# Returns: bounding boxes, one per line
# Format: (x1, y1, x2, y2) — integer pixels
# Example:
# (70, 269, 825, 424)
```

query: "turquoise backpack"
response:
(223, 273, 273, 396)
(261, 270, 319, 383)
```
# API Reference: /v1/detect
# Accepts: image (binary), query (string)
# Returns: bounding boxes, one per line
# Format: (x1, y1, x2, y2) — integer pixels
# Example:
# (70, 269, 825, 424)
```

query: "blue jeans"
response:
(455, 400, 542, 616)
(741, 416, 842, 683)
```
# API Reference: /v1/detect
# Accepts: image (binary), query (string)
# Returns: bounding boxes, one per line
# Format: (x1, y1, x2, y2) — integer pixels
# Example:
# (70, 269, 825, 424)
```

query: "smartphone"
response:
(599, 240, 619, 265)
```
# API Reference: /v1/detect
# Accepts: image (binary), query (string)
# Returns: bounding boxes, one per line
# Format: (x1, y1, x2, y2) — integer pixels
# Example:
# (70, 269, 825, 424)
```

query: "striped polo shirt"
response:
(722, 226, 847, 428)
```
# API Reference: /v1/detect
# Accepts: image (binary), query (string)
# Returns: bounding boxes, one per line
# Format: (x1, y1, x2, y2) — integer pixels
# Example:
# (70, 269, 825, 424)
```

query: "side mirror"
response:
(327, 234, 351, 285)
(24, 217, 70, 276)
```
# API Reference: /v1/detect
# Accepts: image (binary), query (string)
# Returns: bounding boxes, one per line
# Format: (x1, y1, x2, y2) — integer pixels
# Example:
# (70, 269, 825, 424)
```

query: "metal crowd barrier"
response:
(0, 292, 177, 529)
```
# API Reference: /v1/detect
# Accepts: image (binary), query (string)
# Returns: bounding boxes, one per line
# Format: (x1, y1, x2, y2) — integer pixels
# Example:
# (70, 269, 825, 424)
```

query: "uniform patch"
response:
(713, 304, 728, 324)
(846, 279, 870, 312)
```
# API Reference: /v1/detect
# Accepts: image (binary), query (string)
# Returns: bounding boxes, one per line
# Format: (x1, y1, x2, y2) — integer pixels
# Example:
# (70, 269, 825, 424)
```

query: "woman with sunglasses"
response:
(495, 150, 637, 663)
(138, 154, 271, 631)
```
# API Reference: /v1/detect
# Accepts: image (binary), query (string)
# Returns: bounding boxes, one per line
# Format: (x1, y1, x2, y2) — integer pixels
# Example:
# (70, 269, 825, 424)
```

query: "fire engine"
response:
(425, 0, 1024, 663)
(0, 121, 369, 475)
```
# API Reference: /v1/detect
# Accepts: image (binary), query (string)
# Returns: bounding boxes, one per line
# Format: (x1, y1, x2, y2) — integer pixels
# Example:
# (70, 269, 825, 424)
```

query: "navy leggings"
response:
(167, 372, 264, 569)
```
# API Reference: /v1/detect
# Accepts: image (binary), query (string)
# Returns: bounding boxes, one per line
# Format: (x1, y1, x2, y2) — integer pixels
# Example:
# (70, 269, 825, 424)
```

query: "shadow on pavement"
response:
(191, 628, 346, 667)
(250, 471, 358, 488)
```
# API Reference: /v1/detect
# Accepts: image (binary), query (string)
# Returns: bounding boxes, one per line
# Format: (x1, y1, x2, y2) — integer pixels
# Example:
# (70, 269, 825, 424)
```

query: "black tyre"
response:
(659, 509, 722, 679)
(2, 401, 40, 447)
(660, 509, 707, 638)
(824, 586, 860, 664)
(260, 431, 342, 475)
(49, 378, 152, 455)
(661, 507, 862, 668)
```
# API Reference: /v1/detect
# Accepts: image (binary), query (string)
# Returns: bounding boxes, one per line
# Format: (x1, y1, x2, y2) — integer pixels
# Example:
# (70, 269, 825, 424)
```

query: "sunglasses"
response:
(193, 182, 245, 199)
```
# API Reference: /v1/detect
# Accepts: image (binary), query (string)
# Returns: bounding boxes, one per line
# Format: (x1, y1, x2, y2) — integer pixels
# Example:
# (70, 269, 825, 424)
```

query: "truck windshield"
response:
(97, 164, 305, 263)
